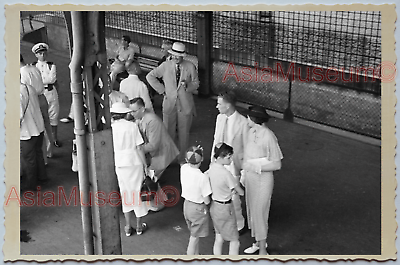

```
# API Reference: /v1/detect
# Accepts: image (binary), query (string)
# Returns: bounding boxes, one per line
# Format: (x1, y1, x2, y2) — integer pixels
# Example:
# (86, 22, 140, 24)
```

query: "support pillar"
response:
(197, 11, 213, 96)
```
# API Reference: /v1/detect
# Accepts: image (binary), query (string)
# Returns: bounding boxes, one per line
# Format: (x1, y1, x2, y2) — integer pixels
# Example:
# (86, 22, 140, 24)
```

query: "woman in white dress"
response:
(241, 106, 283, 255)
(111, 102, 148, 236)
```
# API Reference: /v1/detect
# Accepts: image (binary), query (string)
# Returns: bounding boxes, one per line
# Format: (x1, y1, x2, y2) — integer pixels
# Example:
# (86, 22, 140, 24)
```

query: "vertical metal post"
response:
(28, 14, 34, 30)
(67, 11, 121, 255)
(268, 11, 275, 68)
(283, 76, 294, 122)
(197, 11, 213, 96)
(63, 11, 73, 58)
(84, 11, 121, 255)
(69, 11, 95, 255)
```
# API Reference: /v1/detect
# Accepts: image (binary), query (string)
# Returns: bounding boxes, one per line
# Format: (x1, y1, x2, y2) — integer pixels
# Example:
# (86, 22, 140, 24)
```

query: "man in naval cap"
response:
(32, 42, 62, 159)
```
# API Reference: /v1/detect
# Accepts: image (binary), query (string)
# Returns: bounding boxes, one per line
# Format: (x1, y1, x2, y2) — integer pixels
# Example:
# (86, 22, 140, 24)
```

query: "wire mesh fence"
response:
(105, 11, 198, 55)
(211, 11, 381, 138)
(20, 11, 381, 138)
(272, 11, 381, 74)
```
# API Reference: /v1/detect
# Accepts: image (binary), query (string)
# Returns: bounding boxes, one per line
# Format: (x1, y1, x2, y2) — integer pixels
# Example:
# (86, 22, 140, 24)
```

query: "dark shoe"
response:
(239, 226, 249, 236)
(54, 141, 62, 148)
(136, 223, 148, 235)
(124, 226, 133, 237)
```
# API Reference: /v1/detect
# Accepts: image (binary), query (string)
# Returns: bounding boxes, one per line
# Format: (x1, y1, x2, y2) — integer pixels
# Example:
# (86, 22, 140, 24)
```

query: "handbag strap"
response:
(20, 84, 30, 126)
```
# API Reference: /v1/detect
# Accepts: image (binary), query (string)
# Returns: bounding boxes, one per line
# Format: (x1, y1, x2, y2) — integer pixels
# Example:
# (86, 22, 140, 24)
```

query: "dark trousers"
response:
(20, 132, 47, 190)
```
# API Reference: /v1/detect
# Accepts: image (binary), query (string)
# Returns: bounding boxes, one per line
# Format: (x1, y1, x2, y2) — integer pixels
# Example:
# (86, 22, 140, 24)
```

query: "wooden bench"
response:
(137, 44, 199, 73)
(136, 53, 160, 73)
(107, 40, 199, 79)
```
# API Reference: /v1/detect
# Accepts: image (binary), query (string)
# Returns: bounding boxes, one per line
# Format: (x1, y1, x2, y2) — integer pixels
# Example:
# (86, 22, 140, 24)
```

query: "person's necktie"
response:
(222, 117, 228, 143)
(138, 121, 148, 143)
(176, 65, 181, 87)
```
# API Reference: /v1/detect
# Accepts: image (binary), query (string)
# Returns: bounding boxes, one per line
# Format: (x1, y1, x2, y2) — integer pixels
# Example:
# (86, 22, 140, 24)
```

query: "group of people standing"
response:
(108, 39, 199, 237)
(108, 37, 284, 255)
(20, 43, 62, 191)
(20, 36, 284, 255)
(181, 91, 283, 255)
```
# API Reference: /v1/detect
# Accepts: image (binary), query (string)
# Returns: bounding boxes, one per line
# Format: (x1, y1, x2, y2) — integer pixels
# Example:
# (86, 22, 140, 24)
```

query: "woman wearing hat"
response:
(110, 102, 149, 236)
(240, 106, 283, 255)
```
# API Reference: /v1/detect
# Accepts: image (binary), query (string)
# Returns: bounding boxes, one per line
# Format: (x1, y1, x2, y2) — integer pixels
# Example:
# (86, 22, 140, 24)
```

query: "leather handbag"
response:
(141, 175, 158, 201)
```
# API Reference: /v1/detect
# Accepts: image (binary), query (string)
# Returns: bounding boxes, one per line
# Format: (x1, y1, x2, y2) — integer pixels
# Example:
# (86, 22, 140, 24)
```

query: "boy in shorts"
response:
(206, 143, 244, 255)
(180, 145, 212, 255)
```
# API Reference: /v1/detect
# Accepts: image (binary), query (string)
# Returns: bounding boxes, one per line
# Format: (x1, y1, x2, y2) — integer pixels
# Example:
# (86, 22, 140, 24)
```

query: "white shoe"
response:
(60, 117, 73, 123)
(244, 242, 268, 254)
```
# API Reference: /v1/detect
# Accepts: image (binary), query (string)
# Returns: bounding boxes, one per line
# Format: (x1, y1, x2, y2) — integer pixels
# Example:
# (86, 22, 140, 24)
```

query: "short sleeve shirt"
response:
(117, 46, 135, 62)
(180, 164, 212, 204)
(20, 65, 45, 95)
(206, 163, 237, 202)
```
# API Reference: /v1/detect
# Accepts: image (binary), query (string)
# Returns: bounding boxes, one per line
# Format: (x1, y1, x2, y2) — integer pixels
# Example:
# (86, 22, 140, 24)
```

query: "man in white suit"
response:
(146, 42, 199, 162)
(211, 91, 249, 233)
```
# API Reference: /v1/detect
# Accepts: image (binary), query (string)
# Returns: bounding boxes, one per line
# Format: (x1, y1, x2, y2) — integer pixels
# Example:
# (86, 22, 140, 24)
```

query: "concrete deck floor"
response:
(19, 41, 381, 257)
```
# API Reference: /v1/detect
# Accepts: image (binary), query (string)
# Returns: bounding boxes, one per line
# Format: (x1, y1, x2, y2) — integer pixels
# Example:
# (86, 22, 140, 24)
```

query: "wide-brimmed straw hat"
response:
(239, 105, 270, 121)
(168, 42, 187, 57)
(110, 102, 132, 114)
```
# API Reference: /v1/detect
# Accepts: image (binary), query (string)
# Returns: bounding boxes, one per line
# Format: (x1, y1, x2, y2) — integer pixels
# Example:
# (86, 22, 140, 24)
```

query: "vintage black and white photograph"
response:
(4, 5, 395, 260)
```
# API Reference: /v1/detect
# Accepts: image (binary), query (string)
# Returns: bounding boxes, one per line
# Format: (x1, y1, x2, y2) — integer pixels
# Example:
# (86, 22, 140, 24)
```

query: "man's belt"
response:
(214, 199, 232, 204)
(186, 199, 204, 205)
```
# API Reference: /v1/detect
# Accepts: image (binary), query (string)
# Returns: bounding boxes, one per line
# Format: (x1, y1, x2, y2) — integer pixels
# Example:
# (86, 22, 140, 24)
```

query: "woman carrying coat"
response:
(240, 106, 283, 255)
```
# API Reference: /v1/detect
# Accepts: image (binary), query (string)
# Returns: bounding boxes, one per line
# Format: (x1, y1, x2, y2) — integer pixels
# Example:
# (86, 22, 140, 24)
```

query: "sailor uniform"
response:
(33, 61, 60, 126)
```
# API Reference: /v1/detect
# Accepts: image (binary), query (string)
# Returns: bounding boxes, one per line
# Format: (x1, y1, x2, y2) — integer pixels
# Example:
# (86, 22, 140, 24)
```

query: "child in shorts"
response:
(180, 145, 212, 255)
(206, 142, 245, 255)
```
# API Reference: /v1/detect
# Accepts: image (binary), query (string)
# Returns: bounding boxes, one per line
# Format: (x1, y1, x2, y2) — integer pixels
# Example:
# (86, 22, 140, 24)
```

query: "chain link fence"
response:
(20, 11, 381, 138)
(212, 11, 381, 138)
(105, 11, 198, 55)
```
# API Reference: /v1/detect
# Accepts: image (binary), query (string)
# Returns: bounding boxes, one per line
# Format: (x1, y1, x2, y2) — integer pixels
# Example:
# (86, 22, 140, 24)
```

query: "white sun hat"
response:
(168, 42, 187, 57)
(110, 102, 132, 114)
